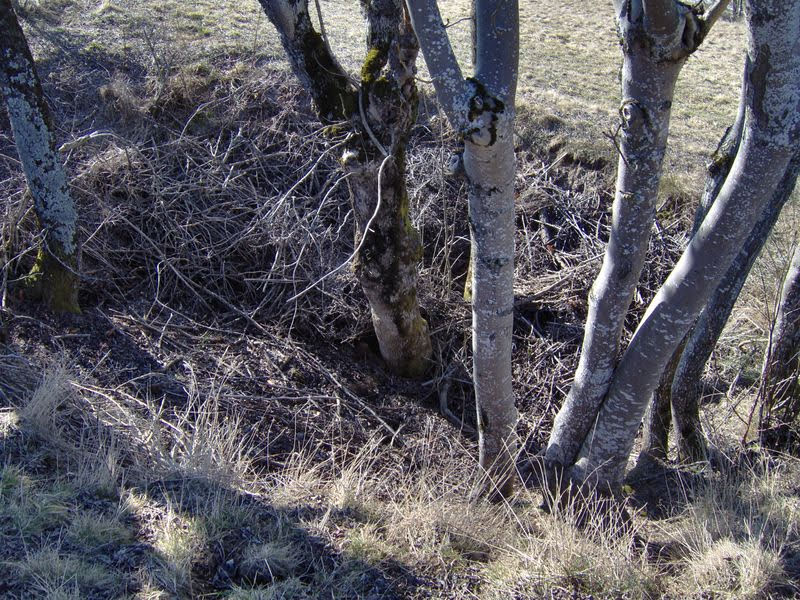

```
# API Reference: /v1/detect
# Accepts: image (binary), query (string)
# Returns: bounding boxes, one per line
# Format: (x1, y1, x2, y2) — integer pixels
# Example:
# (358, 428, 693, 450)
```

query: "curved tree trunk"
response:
(761, 243, 800, 439)
(671, 145, 800, 461)
(573, 0, 800, 487)
(0, 0, 80, 313)
(545, 0, 715, 470)
(638, 83, 746, 465)
(258, 0, 431, 377)
(407, 0, 519, 498)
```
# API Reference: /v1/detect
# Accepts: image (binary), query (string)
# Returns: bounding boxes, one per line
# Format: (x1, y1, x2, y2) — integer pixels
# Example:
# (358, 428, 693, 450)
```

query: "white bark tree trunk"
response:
(573, 0, 800, 486)
(406, 0, 519, 497)
(258, 0, 432, 377)
(670, 146, 800, 461)
(0, 0, 80, 313)
(545, 0, 718, 470)
(761, 242, 800, 439)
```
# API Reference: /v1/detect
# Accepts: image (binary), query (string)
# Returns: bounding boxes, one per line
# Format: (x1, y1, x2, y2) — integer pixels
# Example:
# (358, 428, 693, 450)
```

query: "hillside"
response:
(1, 1, 798, 599)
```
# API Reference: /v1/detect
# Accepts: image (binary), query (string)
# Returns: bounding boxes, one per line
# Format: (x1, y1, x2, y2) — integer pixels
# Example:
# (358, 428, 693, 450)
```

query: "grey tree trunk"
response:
(572, 0, 800, 487)
(258, 0, 431, 377)
(0, 0, 80, 313)
(545, 0, 722, 470)
(670, 143, 800, 462)
(638, 82, 746, 464)
(406, 0, 519, 498)
(761, 242, 800, 438)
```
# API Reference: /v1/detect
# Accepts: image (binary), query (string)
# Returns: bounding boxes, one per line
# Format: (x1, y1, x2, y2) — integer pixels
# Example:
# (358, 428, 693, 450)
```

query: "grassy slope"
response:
(2, 1, 799, 599)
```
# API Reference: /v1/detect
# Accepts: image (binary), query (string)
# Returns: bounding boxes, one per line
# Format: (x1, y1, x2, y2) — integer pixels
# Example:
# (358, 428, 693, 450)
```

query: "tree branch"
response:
(473, 0, 519, 103)
(701, 0, 732, 35)
(404, 0, 470, 129)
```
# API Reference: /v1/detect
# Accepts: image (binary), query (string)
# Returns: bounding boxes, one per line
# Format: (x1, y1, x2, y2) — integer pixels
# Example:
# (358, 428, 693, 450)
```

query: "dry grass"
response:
(2, 353, 800, 597)
(1, 0, 796, 598)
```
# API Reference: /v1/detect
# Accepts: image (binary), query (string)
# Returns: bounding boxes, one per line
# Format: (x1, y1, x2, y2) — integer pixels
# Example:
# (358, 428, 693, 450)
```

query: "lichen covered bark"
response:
(546, 0, 704, 470)
(465, 108, 518, 498)
(0, 0, 79, 313)
(406, 0, 519, 497)
(256, 0, 356, 122)
(671, 134, 800, 462)
(572, 0, 800, 486)
(259, 0, 431, 376)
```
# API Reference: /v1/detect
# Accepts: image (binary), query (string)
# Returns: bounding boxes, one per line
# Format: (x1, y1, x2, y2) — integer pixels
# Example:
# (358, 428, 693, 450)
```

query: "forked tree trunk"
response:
(0, 0, 80, 313)
(545, 0, 724, 470)
(761, 243, 800, 436)
(258, 0, 431, 377)
(407, 0, 519, 498)
(572, 0, 800, 486)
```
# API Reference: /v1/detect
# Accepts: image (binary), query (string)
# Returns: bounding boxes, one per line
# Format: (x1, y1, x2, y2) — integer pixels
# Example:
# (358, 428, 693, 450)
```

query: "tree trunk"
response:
(406, 0, 519, 498)
(671, 145, 800, 462)
(258, 0, 431, 377)
(761, 242, 800, 440)
(572, 0, 800, 487)
(0, 0, 80, 313)
(638, 79, 745, 465)
(665, 93, 746, 463)
(546, 0, 712, 470)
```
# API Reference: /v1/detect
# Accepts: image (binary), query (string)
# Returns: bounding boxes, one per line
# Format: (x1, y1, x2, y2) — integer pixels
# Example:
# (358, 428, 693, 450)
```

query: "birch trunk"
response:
(545, 0, 713, 469)
(671, 147, 800, 461)
(638, 82, 746, 464)
(573, 0, 800, 486)
(0, 0, 80, 313)
(406, 0, 519, 497)
(258, 0, 431, 376)
(761, 242, 800, 439)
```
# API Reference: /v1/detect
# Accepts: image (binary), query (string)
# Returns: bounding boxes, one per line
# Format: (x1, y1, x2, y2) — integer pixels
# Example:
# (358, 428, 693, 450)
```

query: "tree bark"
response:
(0, 0, 80, 313)
(671, 143, 800, 462)
(572, 0, 800, 486)
(639, 80, 746, 464)
(546, 0, 710, 470)
(761, 242, 800, 438)
(406, 0, 519, 498)
(258, 0, 431, 377)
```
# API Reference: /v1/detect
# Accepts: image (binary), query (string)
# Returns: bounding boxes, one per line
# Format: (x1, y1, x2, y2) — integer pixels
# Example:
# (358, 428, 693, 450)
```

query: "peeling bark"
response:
(406, 0, 519, 497)
(0, 0, 80, 313)
(258, 0, 431, 376)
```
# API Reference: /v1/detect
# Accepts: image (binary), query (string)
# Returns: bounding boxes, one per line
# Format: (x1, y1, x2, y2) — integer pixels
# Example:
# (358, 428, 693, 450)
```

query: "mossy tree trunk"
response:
(257, 0, 431, 377)
(0, 0, 80, 313)
(407, 0, 519, 499)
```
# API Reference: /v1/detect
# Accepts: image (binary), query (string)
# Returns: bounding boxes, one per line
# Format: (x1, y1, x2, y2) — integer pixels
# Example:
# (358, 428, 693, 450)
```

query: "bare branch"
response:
(702, 0, 732, 34)
(404, 0, 470, 129)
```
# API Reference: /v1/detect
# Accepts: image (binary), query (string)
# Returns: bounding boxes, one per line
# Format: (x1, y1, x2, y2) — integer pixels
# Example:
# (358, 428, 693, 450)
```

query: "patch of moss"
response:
(25, 247, 80, 314)
(299, 21, 357, 122)
(361, 44, 389, 86)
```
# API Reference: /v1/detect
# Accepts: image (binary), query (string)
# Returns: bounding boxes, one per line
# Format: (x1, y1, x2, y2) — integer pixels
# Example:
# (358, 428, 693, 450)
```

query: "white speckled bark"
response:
(407, 0, 519, 495)
(546, 0, 705, 470)
(1, 0, 80, 312)
(574, 0, 800, 486)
